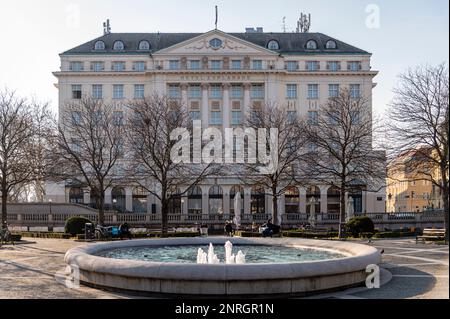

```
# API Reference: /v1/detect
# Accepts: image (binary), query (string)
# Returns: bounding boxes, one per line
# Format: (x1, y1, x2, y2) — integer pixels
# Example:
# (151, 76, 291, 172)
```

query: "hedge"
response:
(65, 216, 92, 236)
(282, 231, 339, 239)
(346, 216, 375, 237)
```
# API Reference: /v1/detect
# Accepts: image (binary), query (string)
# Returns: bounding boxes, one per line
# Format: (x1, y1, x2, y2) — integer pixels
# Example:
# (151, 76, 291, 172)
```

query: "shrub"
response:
(65, 216, 92, 236)
(346, 216, 375, 237)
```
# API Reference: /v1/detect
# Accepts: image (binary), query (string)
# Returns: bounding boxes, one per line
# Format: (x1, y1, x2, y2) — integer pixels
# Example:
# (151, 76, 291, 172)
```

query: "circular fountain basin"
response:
(65, 237, 381, 298)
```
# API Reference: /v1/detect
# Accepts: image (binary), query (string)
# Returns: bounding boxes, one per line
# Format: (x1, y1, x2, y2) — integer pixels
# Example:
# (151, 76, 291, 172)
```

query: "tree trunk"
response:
(338, 183, 346, 239)
(272, 186, 278, 225)
(441, 165, 449, 243)
(161, 189, 168, 238)
(1, 184, 7, 228)
(98, 191, 105, 226)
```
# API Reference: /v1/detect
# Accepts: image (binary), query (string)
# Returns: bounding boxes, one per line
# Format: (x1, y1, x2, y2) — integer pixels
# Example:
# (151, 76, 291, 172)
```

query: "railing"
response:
(6, 211, 445, 230)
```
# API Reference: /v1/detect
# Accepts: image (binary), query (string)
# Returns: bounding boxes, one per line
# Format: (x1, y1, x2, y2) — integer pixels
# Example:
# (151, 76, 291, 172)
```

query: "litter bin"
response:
(200, 226, 209, 237)
(85, 223, 94, 241)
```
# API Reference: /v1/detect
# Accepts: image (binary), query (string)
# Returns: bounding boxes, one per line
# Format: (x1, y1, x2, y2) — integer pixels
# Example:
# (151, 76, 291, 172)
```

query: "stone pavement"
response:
(0, 238, 448, 299)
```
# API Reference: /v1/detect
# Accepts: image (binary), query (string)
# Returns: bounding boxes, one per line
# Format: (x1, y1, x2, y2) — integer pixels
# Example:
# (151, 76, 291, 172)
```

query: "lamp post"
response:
(48, 199, 53, 231)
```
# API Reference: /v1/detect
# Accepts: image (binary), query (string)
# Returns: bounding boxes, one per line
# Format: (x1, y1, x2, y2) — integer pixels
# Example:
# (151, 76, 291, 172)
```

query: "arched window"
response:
(209, 186, 223, 215)
(94, 41, 105, 51)
(112, 187, 126, 213)
(138, 40, 151, 51)
(230, 186, 244, 218)
(267, 40, 280, 50)
(188, 186, 202, 215)
(168, 187, 182, 215)
(113, 40, 125, 51)
(306, 40, 318, 50)
(285, 187, 299, 214)
(132, 187, 148, 213)
(327, 186, 341, 214)
(325, 40, 337, 49)
(251, 186, 265, 215)
(69, 187, 84, 204)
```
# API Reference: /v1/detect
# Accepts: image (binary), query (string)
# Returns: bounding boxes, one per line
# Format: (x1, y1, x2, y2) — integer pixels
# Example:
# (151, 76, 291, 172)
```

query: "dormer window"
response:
(113, 40, 125, 51)
(138, 40, 150, 51)
(267, 40, 280, 50)
(326, 40, 337, 49)
(94, 41, 105, 51)
(306, 40, 318, 50)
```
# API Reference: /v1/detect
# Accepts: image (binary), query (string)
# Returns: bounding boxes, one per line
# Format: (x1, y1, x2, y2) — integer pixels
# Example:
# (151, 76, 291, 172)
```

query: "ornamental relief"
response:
(183, 38, 252, 52)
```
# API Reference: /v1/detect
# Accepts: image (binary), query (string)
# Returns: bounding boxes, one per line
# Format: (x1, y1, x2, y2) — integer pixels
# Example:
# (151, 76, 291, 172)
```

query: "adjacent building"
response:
(47, 28, 386, 220)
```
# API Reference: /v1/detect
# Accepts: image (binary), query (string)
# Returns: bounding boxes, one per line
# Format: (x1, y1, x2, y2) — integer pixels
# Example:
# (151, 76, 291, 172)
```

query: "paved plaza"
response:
(0, 238, 448, 299)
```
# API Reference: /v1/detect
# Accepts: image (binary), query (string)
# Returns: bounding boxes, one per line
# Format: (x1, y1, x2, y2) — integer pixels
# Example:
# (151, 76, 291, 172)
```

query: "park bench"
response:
(417, 229, 446, 242)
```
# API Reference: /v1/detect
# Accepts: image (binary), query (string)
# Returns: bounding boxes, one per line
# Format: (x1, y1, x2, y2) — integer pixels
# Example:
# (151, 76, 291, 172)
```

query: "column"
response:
(181, 83, 188, 108)
(125, 187, 133, 212)
(104, 188, 112, 205)
(201, 185, 209, 218)
(201, 84, 209, 128)
(299, 187, 307, 214)
(243, 83, 251, 118)
(222, 185, 231, 219)
(222, 84, 231, 129)
(266, 188, 273, 217)
(180, 186, 189, 218)
(319, 186, 329, 214)
(83, 189, 91, 206)
(244, 186, 252, 215)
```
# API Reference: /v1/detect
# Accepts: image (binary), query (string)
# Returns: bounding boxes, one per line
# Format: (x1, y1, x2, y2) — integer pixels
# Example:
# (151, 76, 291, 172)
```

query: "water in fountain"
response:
(197, 241, 246, 264)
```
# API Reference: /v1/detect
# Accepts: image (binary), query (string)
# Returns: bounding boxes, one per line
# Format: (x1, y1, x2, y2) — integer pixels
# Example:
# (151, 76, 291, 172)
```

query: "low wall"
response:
(65, 237, 381, 297)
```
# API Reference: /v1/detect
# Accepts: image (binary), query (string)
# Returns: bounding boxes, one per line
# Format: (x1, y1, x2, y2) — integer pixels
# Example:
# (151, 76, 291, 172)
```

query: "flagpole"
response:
(215, 6, 218, 30)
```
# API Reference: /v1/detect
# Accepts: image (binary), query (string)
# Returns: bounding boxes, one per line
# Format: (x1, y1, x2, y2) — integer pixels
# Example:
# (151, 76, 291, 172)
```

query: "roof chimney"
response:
(245, 27, 264, 33)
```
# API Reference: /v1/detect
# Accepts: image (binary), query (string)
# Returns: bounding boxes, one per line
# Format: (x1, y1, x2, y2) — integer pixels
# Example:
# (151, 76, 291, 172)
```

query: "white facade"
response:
(48, 29, 386, 217)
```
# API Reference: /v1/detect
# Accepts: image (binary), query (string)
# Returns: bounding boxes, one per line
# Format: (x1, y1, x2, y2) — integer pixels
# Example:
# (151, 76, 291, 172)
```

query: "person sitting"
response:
(225, 222, 234, 237)
(119, 223, 132, 240)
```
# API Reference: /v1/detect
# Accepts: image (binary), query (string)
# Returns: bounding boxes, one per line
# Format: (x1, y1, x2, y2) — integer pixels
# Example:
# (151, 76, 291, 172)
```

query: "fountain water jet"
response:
(197, 241, 246, 264)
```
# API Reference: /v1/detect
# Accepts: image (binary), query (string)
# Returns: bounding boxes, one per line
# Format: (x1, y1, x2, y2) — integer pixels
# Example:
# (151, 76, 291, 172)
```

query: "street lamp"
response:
(48, 199, 53, 231)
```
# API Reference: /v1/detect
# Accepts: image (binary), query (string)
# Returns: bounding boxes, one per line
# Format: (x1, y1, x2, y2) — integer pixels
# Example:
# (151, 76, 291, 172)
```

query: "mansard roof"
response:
(62, 31, 370, 56)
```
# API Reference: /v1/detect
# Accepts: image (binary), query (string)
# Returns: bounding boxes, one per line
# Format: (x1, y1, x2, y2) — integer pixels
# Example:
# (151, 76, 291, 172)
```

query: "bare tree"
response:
(302, 88, 386, 238)
(50, 97, 124, 226)
(0, 89, 45, 225)
(238, 102, 309, 225)
(126, 95, 219, 236)
(388, 64, 449, 240)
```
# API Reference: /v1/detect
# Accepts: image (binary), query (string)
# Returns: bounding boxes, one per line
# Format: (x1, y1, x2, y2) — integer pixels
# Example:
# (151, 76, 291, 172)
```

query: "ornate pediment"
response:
(154, 30, 277, 56)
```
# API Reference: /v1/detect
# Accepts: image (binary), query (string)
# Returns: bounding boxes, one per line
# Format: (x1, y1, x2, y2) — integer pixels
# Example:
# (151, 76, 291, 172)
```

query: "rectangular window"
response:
(210, 111, 222, 125)
(231, 60, 242, 70)
(113, 111, 124, 126)
(189, 85, 201, 99)
(133, 61, 146, 72)
(71, 111, 81, 125)
(327, 61, 341, 71)
(287, 111, 297, 124)
(134, 84, 145, 99)
(285, 61, 299, 71)
(70, 62, 84, 72)
(169, 60, 180, 70)
(210, 85, 222, 99)
(91, 62, 104, 72)
(113, 85, 124, 99)
(112, 62, 125, 72)
(231, 111, 242, 125)
(350, 84, 361, 99)
(329, 84, 340, 98)
(308, 84, 319, 99)
(168, 85, 180, 99)
(190, 111, 201, 121)
(92, 85, 103, 99)
(306, 61, 320, 71)
(348, 61, 362, 71)
(189, 60, 200, 70)
(71, 85, 82, 99)
(251, 84, 264, 99)
(308, 111, 318, 125)
(252, 60, 263, 70)
(286, 84, 298, 99)
(231, 85, 243, 99)
(211, 60, 223, 70)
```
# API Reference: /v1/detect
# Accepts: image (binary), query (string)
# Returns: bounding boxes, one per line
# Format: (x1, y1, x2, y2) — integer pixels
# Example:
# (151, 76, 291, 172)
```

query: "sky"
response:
(0, 0, 448, 116)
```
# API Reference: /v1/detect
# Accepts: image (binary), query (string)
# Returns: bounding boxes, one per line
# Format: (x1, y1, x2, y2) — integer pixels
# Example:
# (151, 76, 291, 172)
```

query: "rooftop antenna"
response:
(103, 19, 111, 35)
(215, 5, 218, 30)
(282, 16, 287, 33)
(296, 13, 311, 33)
